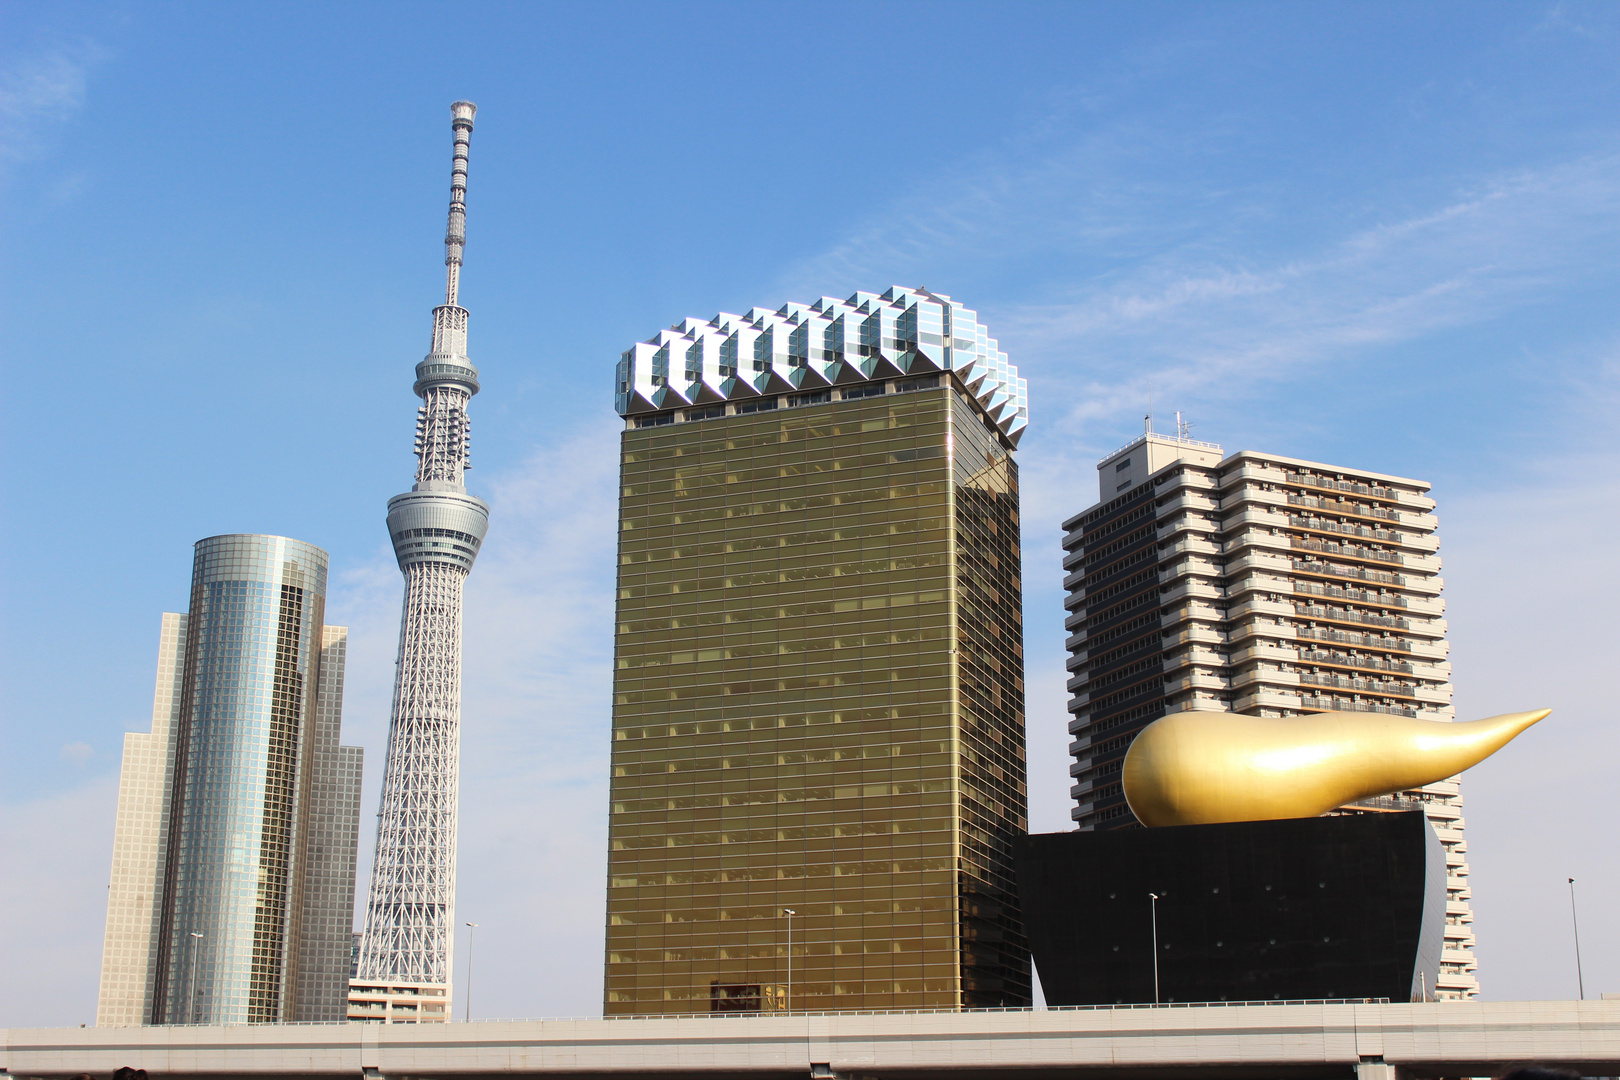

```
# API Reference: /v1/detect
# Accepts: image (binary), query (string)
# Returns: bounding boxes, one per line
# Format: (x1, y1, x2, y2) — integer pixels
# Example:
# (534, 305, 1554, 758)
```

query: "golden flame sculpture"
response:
(1122, 709, 1549, 827)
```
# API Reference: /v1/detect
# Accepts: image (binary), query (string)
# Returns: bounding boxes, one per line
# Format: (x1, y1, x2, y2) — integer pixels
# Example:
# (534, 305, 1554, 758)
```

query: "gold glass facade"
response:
(606, 381, 1029, 1015)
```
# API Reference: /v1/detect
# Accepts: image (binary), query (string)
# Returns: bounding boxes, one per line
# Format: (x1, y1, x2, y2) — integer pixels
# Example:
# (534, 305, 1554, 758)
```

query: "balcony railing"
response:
(1287, 493, 1404, 523)
(1289, 515, 1403, 543)
(1300, 672, 1415, 696)
(1284, 471, 1396, 500)
(1296, 626, 1412, 652)
(1291, 537, 1403, 565)
(1300, 695, 1417, 718)
(1293, 581, 1407, 607)
(1299, 650, 1415, 674)
(1291, 559, 1405, 587)
(1295, 604, 1410, 630)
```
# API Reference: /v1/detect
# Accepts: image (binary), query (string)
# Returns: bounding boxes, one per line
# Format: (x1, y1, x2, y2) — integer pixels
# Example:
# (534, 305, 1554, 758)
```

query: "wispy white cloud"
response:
(59, 741, 94, 765)
(0, 42, 103, 169)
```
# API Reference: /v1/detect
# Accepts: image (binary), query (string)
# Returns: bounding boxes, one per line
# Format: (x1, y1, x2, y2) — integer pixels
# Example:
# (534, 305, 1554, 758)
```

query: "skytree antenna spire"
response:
(356, 101, 489, 1001)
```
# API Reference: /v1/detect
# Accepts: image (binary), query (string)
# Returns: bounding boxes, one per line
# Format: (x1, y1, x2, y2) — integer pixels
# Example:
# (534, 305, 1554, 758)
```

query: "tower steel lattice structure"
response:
(356, 101, 489, 992)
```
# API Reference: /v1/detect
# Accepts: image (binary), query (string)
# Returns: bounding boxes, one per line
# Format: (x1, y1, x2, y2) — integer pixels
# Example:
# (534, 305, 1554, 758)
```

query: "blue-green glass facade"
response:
(157, 535, 329, 1024)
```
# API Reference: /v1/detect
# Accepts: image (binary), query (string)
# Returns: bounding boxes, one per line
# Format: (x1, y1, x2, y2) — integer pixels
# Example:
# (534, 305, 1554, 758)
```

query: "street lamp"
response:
(782, 909, 796, 1013)
(187, 932, 204, 1024)
(1147, 894, 1161, 1005)
(1568, 879, 1585, 1000)
(464, 922, 479, 1022)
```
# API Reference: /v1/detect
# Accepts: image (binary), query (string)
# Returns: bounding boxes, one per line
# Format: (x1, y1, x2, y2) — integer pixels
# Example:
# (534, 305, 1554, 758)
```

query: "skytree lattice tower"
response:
(357, 101, 489, 992)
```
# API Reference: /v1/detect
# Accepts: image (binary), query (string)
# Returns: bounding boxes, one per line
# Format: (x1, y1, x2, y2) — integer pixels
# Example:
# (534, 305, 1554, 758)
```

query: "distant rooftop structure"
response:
(614, 286, 1028, 444)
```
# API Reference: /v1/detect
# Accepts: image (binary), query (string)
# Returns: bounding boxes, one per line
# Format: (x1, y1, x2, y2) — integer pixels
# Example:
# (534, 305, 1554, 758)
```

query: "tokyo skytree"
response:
(357, 101, 489, 993)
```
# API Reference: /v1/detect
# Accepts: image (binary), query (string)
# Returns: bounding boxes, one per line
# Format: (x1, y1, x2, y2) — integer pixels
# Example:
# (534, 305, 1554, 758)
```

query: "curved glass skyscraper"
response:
(97, 534, 364, 1025)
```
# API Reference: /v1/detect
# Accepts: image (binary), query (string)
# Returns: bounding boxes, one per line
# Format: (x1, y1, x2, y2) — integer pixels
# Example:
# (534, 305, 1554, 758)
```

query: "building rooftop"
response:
(614, 286, 1028, 444)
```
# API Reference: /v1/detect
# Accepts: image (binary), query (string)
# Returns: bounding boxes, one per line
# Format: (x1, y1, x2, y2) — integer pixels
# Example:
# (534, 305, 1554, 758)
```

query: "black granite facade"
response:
(1017, 812, 1444, 1005)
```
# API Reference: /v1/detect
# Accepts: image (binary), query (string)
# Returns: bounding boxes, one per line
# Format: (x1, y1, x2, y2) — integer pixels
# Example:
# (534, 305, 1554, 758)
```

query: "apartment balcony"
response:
(1155, 491, 1219, 516)
(1411, 683, 1455, 705)
(1163, 625, 1225, 648)
(1163, 646, 1228, 672)
(1300, 694, 1417, 718)
(1405, 638, 1450, 660)
(1296, 649, 1414, 675)
(1218, 463, 1287, 488)
(1227, 644, 1301, 666)
(1284, 491, 1408, 524)
(1403, 616, 1449, 641)
(1166, 697, 1232, 714)
(1223, 506, 1291, 532)
(1161, 602, 1225, 628)
(1226, 573, 1295, 599)
(1227, 597, 1295, 621)
(1299, 671, 1419, 698)
(1160, 579, 1225, 606)
(1290, 535, 1408, 568)
(1223, 549, 1292, 576)
(1156, 514, 1219, 541)
(1160, 558, 1224, 584)
(1231, 688, 1304, 712)
(1223, 484, 1288, 510)
(1294, 602, 1412, 632)
(1162, 672, 1230, 695)
(1288, 515, 1408, 546)
(1282, 470, 1436, 512)
(1158, 535, 1222, 560)
(1292, 623, 1411, 651)
(1231, 669, 1301, 693)
(1291, 580, 1410, 609)
(1289, 557, 1406, 588)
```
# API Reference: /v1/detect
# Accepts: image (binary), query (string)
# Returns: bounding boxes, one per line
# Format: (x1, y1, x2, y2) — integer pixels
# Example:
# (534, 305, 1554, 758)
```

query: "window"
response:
(894, 376, 938, 393)
(1115, 458, 1132, 472)
(1116, 480, 1132, 492)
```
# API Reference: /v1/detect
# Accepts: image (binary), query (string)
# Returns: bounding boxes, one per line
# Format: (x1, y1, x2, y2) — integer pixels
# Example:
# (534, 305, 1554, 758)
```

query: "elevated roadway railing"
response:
(6, 999, 1619, 1080)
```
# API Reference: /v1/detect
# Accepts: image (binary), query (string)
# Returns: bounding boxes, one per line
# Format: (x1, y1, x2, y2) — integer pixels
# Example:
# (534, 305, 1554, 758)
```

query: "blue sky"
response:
(4, 0, 1619, 1024)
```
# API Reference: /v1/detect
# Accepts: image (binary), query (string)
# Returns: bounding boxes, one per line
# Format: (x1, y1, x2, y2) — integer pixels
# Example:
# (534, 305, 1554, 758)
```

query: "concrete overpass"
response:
(5, 999, 1618, 1080)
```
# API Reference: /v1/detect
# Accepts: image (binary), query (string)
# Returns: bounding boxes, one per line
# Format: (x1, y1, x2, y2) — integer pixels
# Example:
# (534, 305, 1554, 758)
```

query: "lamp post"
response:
(187, 931, 204, 1024)
(1148, 894, 1161, 1005)
(1568, 879, 1585, 1001)
(783, 908, 796, 1013)
(464, 922, 479, 1022)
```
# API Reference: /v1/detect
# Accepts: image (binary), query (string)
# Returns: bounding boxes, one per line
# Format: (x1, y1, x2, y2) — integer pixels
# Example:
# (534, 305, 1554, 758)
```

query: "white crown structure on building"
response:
(615, 286, 1028, 445)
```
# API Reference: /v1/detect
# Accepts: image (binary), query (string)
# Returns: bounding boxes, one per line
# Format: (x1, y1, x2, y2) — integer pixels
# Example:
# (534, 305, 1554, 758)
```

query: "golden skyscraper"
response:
(605, 288, 1030, 1014)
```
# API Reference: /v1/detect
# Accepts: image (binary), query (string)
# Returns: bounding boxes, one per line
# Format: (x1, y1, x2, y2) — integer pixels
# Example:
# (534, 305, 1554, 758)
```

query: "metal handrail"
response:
(106, 998, 1398, 1030)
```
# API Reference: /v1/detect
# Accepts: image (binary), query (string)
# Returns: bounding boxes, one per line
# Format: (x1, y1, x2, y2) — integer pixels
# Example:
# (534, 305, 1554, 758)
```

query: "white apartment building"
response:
(1061, 429, 1477, 998)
